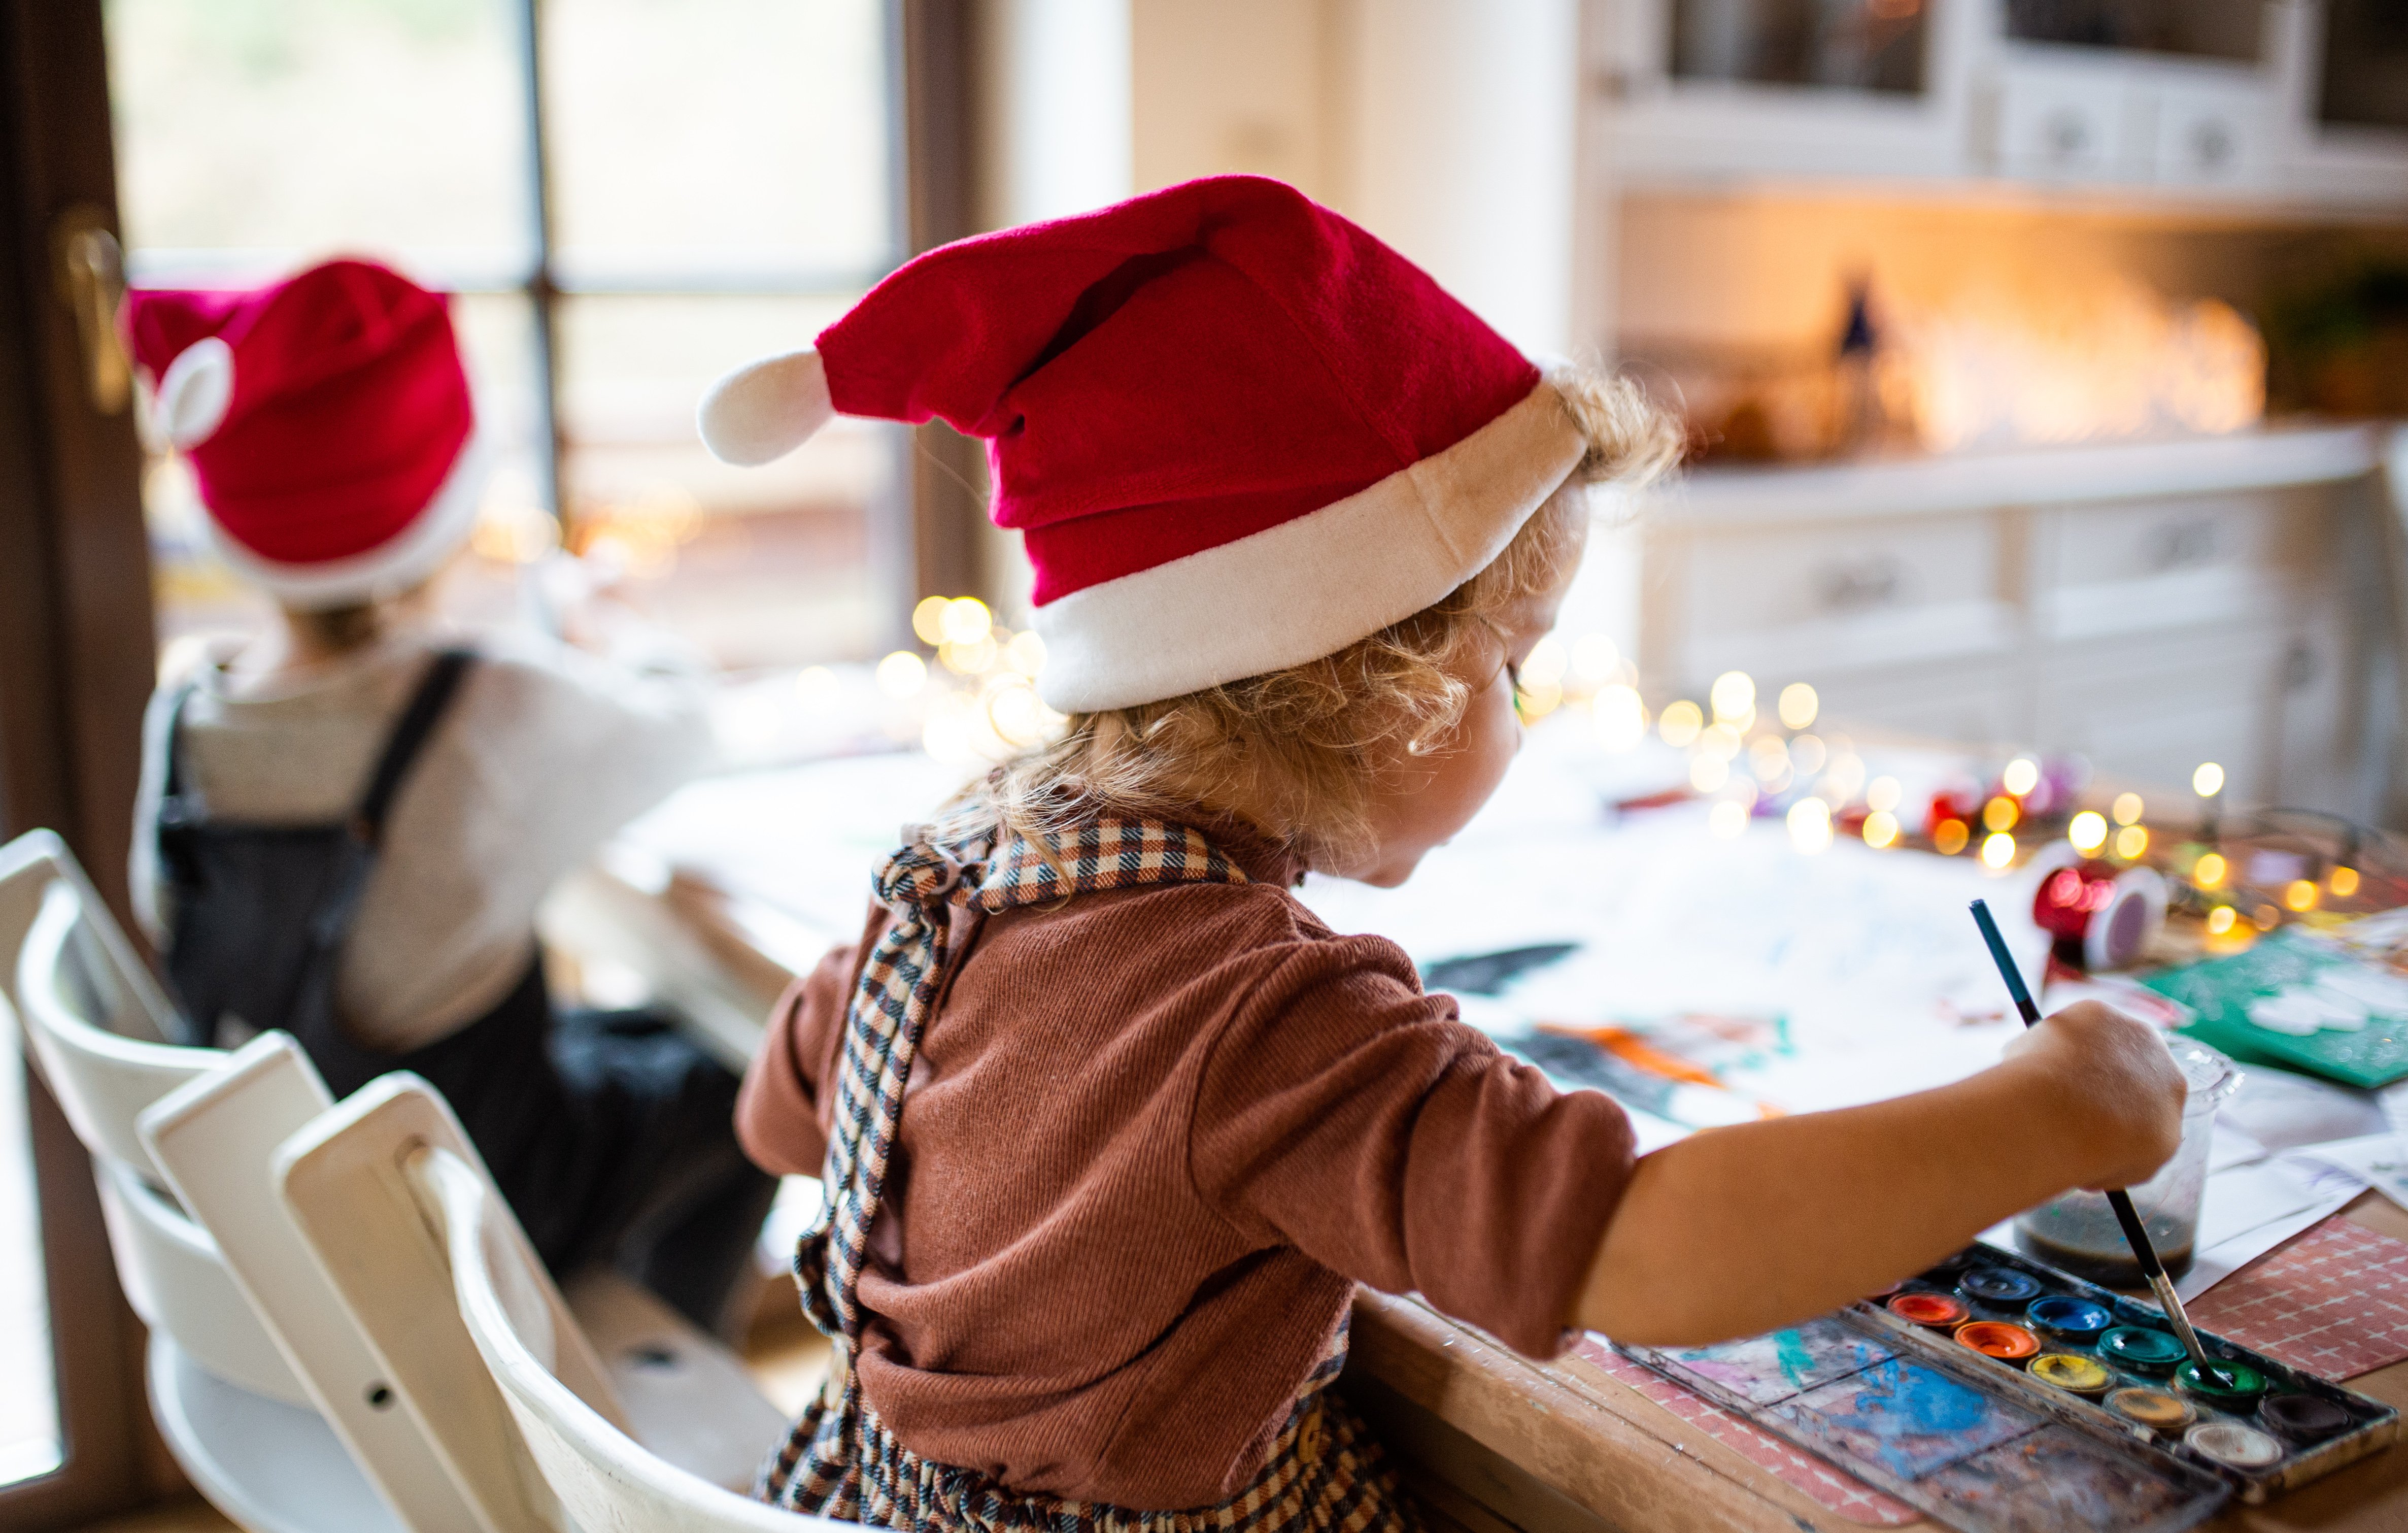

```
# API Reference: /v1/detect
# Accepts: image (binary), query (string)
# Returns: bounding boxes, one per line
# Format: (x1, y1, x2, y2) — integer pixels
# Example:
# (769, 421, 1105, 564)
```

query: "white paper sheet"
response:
(2288, 1131, 2408, 1216)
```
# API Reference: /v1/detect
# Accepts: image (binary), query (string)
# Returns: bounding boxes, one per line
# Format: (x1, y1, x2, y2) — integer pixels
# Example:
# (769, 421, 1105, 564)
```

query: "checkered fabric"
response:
(760, 814, 1416, 1531)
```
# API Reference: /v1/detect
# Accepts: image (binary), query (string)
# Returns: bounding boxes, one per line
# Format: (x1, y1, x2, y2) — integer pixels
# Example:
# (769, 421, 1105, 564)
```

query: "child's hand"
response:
(2004, 1001, 2187, 1190)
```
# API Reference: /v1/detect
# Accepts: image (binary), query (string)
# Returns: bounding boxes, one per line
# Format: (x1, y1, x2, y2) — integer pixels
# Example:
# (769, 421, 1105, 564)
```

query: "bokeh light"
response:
(1710, 671, 1755, 723)
(2192, 762, 2225, 797)
(1866, 775, 1902, 813)
(1521, 635, 1569, 689)
(875, 649, 927, 697)
(2067, 811, 2107, 854)
(941, 596, 993, 646)
(1659, 699, 1703, 748)
(1005, 630, 1047, 678)
(911, 595, 951, 646)
(2113, 824, 2149, 860)
(1777, 682, 1818, 730)
(1594, 684, 1648, 752)
(2192, 852, 2227, 888)
(2112, 792, 2145, 826)
(1980, 831, 2016, 869)
(1862, 810, 1900, 849)
(2002, 757, 2040, 797)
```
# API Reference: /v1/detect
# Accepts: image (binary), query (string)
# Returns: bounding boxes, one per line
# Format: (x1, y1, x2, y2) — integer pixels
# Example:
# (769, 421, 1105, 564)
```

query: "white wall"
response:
(1131, 0, 1338, 201)
(974, 0, 1134, 231)
(1328, 0, 1584, 358)
(1121, 0, 1587, 356)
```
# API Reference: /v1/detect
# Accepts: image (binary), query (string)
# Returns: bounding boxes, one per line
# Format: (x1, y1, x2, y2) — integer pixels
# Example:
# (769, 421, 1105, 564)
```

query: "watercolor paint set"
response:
(1617, 1242, 2398, 1532)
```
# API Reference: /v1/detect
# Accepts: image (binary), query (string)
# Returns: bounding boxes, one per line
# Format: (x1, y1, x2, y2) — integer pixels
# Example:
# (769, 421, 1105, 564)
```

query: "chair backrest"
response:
(278, 1073, 634, 1533)
(0, 831, 305, 1404)
(415, 1146, 839, 1533)
(141, 1033, 497, 1533)
(279, 1075, 842, 1533)
(2, 830, 213, 1181)
(91, 1147, 306, 1404)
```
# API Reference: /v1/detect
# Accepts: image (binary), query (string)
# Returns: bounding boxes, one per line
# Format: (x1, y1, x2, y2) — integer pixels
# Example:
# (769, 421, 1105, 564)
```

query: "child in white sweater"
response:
(123, 258, 771, 1332)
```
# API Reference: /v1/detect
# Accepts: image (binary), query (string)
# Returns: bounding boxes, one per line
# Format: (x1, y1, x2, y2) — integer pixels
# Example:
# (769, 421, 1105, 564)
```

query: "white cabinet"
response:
(1637, 427, 2385, 813)
(1598, 0, 2408, 213)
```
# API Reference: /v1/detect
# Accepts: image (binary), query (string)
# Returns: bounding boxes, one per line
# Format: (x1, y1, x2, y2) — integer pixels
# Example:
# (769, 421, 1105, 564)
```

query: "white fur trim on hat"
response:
(1034, 380, 1585, 712)
(696, 348, 833, 466)
(157, 337, 235, 449)
(205, 434, 492, 610)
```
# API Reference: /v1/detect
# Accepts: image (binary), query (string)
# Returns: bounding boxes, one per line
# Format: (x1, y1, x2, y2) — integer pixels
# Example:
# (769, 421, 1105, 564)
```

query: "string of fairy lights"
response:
(1587, 662, 2373, 952)
(855, 595, 1063, 765)
(849, 612, 2373, 950)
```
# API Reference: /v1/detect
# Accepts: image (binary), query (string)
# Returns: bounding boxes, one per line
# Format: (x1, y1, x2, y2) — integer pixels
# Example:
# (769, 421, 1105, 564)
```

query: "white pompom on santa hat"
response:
(122, 258, 486, 610)
(696, 175, 1586, 714)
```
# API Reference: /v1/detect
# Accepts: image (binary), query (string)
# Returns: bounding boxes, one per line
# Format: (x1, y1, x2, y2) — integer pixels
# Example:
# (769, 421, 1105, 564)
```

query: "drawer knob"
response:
(1816, 555, 1906, 613)
(2144, 518, 2217, 572)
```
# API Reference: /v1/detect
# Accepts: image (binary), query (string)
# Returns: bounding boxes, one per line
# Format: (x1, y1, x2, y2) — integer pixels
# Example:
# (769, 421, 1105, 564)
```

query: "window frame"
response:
(0, 1, 175, 1525)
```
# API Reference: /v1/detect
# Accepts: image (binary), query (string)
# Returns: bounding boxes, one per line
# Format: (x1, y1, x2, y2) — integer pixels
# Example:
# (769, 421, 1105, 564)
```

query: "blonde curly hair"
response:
(972, 367, 1682, 869)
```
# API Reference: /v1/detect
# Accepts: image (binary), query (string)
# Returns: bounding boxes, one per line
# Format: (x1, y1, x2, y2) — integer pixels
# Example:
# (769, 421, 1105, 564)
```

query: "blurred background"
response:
(107, 0, 2408, 829)
(5, 0, 2408, 1522)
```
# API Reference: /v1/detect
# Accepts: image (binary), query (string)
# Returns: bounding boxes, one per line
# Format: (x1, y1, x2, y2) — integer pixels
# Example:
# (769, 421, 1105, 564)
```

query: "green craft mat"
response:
(2149, 929, 2408, 1089)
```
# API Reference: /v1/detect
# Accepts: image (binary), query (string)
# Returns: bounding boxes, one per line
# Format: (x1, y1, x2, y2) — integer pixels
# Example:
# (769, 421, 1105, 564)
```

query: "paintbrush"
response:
(1969, 897, 2227, 1382)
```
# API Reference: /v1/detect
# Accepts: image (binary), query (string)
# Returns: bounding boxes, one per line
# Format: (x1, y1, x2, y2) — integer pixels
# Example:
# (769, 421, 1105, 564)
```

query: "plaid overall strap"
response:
(783, 815, 1247, 1519)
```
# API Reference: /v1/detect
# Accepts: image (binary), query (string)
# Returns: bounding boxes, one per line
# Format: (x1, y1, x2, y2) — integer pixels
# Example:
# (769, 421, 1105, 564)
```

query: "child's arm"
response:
(1575, 1001, 2186, 1346)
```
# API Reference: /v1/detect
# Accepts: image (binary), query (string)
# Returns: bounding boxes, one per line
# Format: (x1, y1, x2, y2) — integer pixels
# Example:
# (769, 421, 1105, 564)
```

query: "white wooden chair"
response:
(0, 829, 405, 1533)
(277, 1073, 815, 1532)
(6, 827, 794, 1529)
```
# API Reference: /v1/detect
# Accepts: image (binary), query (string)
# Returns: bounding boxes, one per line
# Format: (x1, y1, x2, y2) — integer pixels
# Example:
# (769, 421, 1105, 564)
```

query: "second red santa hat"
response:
(697, 175, 1584, 712)
(122, 258, 481, 610)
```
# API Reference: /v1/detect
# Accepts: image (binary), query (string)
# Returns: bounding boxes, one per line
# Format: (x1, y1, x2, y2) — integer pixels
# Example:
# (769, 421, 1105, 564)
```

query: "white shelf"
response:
(1648, 424, 2385, 528)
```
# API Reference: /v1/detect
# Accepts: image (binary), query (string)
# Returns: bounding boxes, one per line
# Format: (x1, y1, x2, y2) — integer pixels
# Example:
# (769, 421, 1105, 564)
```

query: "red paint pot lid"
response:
(1888, 1292, 1970, 1327)
(1955, 1321, 2041, 1360)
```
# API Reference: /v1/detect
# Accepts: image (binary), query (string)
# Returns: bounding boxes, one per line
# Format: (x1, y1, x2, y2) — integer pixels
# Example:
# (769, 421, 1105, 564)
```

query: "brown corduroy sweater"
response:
(735, 831, 1636, 1509)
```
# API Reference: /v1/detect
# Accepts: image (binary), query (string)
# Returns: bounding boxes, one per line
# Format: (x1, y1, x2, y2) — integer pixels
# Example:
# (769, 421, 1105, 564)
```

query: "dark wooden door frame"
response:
(0, 1, 175, 1527)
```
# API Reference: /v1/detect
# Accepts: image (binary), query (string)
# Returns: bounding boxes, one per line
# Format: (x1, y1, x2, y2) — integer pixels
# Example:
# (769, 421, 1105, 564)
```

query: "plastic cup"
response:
(2013, 1040, 2239, 1285)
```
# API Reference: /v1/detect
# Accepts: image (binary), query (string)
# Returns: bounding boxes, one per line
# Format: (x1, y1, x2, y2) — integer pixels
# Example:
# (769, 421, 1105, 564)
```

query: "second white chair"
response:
(277, 1072, 833, 1533)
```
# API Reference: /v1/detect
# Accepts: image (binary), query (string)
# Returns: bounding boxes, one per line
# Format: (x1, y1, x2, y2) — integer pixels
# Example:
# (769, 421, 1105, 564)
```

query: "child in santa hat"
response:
(122, 258, 774, 1335)
(703, 178, 2184, 1528)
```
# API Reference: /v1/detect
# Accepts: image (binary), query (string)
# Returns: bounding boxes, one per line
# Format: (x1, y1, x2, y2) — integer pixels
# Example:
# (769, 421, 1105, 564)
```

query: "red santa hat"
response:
(121, 258, 483, 610)
(697, 175, 1585, 712)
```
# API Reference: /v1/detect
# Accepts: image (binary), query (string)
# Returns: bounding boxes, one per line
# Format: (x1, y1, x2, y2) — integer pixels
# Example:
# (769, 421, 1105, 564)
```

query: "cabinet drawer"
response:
(2037, 491, 2295, 641)
(1663, 513, 2014, 686)
(2036, 626, 2280, 805)
(1812, 659, 2025, 753)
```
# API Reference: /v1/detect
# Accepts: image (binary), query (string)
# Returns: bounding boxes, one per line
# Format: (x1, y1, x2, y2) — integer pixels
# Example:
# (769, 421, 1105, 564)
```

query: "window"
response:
(108, 0, 906, 670)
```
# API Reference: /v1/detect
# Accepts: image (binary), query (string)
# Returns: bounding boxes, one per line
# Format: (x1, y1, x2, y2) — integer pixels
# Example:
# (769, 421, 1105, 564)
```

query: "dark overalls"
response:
(155, 648, 775, 1333)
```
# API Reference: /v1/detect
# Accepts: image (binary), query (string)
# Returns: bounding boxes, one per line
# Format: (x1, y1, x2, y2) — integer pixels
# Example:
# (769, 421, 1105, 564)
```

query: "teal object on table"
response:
(2148, 929, 2408, 1089)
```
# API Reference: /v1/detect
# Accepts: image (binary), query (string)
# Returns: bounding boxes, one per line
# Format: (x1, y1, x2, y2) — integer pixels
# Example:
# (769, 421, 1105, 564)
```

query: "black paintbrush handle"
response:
(1969, 899, 2220, 1374)
(2106, 1188, 2168, 1283)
